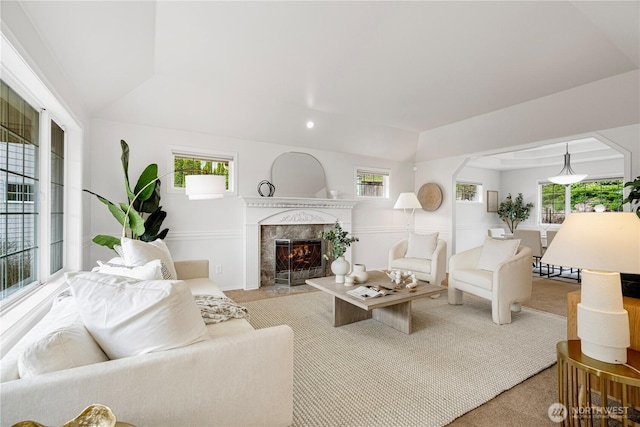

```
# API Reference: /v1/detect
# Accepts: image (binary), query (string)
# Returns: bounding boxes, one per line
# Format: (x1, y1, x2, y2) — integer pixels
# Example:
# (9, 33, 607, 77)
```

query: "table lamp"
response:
(394, 192, 422, 229)
(541, 212, 640, 364)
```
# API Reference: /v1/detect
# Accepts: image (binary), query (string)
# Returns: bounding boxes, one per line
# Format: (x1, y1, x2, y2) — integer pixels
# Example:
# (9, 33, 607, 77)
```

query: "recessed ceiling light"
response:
(306, 121, 314, 129)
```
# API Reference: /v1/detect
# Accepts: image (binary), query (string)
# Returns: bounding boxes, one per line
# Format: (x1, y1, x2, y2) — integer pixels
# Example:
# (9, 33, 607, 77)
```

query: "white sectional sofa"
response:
(0, 260, 294, 427)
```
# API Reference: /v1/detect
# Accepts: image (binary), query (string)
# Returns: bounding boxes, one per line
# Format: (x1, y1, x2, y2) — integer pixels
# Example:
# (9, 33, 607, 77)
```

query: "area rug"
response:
(244, 291, 566, 427)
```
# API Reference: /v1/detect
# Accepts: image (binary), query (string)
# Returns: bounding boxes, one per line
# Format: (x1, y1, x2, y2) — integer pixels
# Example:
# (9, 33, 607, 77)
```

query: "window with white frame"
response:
(456, 182, 483, 202)
(170, 147, 236, 194)
(355, 167, 390, 198)
(539, 178, 624, 224)
(1, 80, 40, 299)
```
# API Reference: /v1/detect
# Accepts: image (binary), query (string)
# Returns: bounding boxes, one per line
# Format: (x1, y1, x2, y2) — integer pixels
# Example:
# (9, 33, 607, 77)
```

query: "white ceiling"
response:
(13, 1, 640, 162)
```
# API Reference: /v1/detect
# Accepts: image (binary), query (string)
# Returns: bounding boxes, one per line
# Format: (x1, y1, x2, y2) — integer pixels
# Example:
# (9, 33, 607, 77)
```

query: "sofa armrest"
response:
(174, 259, 209, 280)
(494, 246, 533, 300)
(0, 325, 294, 427)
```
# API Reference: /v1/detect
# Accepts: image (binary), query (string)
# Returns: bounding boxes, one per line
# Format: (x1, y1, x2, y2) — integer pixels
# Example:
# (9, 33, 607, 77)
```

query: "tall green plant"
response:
(623, 176, 640, 218)
(84, 140, 169, 250)
(497, 193, 534, 233)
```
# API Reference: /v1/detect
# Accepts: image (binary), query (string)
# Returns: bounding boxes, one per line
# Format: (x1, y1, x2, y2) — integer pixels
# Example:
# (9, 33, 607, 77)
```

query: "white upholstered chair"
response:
(388, 233, 447, 286)
(447, 238, 533, 325)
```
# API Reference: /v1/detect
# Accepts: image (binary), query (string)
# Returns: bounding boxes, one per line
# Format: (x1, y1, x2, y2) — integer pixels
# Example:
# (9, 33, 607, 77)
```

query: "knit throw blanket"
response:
(56, 290, 248, 324)
(193, 294, 250, 324)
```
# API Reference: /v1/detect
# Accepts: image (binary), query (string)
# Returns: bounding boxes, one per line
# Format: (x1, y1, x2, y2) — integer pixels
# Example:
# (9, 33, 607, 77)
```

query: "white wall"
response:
(454, 166, 501, 252)
(88, 119, 415, 289)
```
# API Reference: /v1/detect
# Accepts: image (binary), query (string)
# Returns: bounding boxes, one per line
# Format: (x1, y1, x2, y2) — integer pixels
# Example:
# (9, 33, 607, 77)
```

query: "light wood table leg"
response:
(333, 296, 371, 327)
(373, 301, 412, 334)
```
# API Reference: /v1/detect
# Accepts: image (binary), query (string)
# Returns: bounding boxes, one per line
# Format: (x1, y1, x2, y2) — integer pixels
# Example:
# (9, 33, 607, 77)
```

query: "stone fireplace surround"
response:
(240, 196, 357, 290)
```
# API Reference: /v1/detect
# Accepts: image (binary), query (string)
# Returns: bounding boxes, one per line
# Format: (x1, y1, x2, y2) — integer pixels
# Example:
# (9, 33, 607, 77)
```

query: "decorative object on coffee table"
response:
(352, 264, 368, 283)
(319, 221, 359, 284)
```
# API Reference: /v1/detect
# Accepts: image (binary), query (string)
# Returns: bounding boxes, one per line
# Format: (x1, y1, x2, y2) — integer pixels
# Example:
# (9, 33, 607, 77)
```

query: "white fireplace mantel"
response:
(240, 196, 357, 289)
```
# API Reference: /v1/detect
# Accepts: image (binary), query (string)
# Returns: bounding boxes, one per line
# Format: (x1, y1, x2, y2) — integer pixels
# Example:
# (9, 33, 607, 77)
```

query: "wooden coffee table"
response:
(305, 270, 446, 334)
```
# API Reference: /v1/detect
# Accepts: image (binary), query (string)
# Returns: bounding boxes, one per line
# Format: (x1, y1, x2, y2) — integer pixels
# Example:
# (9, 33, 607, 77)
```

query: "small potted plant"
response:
(497, 193, 534, 233)
(319, 221, 359, 284)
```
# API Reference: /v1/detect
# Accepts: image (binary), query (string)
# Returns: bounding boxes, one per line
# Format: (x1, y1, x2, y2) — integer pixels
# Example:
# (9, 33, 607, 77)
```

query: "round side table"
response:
(557, 340, 640, 427)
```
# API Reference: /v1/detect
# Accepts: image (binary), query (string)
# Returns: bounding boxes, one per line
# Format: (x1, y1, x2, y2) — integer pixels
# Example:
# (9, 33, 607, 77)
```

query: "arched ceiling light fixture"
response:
(548, 143, 587, 185)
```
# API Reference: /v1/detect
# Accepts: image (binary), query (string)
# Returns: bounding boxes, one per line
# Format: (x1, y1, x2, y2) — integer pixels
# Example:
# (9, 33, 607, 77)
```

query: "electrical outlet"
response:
(215, 265, 222, 274)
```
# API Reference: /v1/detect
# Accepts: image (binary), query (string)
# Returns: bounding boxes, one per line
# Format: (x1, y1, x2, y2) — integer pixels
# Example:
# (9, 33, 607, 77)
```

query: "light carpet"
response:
(244, 291, 566, 427)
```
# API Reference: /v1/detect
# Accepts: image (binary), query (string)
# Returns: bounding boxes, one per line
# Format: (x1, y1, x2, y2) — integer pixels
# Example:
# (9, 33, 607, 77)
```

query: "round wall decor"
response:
(418, 183, 443, 211)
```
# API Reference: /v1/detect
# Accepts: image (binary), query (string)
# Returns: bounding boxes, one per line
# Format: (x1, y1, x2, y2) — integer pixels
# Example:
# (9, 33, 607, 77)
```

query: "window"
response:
(50, 121, 64, 274)
(356, 168, 389, 198)
(1, 80, 40, 299)
(170, 148, 236, 194)
(540, 178, 623, 224)
(456, 182, 482, 202)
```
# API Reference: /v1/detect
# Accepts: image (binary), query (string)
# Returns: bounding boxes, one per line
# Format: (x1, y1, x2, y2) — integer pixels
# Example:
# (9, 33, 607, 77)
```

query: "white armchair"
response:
(388, 236, 447, 286)
(447, 242, 533, 325)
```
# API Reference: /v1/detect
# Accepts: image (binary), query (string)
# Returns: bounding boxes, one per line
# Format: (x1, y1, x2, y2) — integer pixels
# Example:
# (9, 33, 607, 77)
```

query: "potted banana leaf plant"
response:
(84, 140, 169, 251)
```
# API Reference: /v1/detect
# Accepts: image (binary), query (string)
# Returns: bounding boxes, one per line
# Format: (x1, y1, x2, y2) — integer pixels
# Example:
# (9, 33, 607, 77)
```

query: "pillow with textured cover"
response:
(120, 237, 176, 279)
(17, 303, 108, 378)
(477, 237, 521, 272)
(0, 294, 107, 382)
(66, 271, 208, 360)
(405, 232, 439, 260)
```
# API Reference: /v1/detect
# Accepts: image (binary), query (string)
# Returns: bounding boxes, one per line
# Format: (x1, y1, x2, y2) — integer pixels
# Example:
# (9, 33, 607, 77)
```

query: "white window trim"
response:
(456, 181, 483, 203)
(167, 145, 237, 196)
(0, 33, 83, 348)
(354, 166, 391, 199)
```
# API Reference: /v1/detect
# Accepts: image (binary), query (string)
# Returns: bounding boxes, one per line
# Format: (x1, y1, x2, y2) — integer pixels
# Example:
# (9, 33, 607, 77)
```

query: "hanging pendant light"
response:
(548, 143, 587, 185)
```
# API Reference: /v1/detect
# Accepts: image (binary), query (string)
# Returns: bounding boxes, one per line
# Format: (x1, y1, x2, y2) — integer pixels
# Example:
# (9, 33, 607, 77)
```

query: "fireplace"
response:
(275, 239, 325, 286)
(240, 196, 357, 290)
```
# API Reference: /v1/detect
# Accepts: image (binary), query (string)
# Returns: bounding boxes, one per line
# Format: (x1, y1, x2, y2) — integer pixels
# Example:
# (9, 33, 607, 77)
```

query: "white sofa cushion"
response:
(477, 237, 521, 272)
(67, 271, 208, 360)
(18, 311, 108, 378)
(120, 237, 177, 279)
(405, 232, 438, 260)
(390, 257, 432, 274)
(95, 259, 164, 280)
(1, 295, 106, 382)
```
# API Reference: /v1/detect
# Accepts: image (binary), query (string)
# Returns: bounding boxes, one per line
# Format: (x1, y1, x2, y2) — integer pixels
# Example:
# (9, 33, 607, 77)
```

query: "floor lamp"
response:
(541, 212, 640, 364)
(394, 192, 422, 230)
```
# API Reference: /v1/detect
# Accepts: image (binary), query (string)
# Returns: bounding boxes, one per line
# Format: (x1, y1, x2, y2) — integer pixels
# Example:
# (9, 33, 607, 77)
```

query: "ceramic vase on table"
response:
(331, 256, 350, 283)
(352, 264, 369, 283)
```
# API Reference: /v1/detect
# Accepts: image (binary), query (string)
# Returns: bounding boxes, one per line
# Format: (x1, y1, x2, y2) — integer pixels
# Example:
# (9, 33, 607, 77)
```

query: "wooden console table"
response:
(557, 340, 640, 427)
(567, 290, 640, 352)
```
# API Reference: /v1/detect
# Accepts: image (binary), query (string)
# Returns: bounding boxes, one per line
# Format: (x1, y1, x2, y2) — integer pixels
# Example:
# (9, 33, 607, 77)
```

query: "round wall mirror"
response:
(271, 152, 327, 198)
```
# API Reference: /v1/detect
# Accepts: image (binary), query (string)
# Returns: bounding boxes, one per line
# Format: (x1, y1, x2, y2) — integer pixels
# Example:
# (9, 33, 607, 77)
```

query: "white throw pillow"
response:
(18, 313, 108, 378)
(66, 271, 208, 360)
(477, 237, 521, 272)
(0, 294, 97, 382)
(96, 259, 163, 280)
(405, 232, 439, 260)
(120, 237, 177, 279)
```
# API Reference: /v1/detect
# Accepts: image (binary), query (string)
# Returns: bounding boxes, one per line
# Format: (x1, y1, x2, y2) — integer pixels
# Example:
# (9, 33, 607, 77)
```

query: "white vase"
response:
(352, 264, 369, 283)
(331, 256, 350, 283)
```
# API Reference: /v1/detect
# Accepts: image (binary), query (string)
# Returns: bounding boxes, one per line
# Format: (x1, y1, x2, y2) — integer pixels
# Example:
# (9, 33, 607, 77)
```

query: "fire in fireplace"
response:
(275, 239, 325, 286)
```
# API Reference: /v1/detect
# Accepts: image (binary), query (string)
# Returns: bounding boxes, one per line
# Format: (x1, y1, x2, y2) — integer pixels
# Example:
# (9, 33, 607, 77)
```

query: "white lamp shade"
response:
(394, 192, 422, 210)
(547, 173, 588, 185)
(541, 212, 640, 274)
(185, 175, 226, 200)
